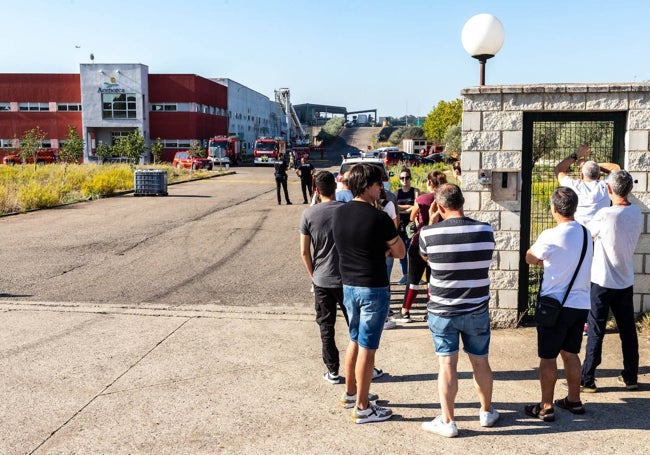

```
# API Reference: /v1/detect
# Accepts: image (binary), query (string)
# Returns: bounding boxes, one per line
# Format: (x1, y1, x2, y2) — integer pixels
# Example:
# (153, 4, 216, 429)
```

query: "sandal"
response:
(524, 403, 555, 422)
(554, 397, 585, 415)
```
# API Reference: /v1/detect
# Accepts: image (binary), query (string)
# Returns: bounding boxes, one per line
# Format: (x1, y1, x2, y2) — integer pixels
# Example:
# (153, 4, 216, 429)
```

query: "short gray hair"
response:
(608, 170, 634, 198)
(581, 161, 600, 180)
(434, 183, 464, 211)
(551, 186, 579, 217)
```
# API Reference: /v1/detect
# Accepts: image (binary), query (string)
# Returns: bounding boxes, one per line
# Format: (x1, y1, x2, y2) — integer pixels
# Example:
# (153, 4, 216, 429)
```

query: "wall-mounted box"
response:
(491, 169, 519, 201)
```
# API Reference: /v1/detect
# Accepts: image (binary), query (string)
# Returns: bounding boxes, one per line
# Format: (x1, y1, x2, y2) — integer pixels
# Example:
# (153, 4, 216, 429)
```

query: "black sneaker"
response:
(617, 376, 638, 390)
(396, 311, 412, 323)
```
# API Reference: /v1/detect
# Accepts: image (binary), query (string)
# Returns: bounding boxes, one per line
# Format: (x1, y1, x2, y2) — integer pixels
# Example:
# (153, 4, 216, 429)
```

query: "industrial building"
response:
(0, 63, 285, 163)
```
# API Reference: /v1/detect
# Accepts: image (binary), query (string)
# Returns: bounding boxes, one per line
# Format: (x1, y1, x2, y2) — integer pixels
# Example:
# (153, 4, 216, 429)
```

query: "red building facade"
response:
(0, 64, 228, 163)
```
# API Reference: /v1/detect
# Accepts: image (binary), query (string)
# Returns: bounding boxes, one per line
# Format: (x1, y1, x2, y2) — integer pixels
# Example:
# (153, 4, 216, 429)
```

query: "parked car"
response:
(2, 149, 58, 165)
(378, 150, 407, 167)
(172, 151, 212, 170)
(404, 153, 422, 166)
(422, 153, 444, 164)
(335, 157, 392, 192)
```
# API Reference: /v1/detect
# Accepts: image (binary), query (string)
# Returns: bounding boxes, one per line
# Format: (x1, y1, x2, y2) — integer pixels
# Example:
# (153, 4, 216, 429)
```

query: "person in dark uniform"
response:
(274, 153, 292, 205)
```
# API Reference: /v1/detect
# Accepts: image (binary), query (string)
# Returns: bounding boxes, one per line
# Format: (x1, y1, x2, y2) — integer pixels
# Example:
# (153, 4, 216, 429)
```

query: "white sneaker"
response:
(372, 367, 384, 379)
(422, 416, 458, 438)
(323, 371, 340, 385)
(352, 403, 392, 423)
(383, 318, 396, 330)
(340, 391, 379, 409)
(479, 407, 500, 427)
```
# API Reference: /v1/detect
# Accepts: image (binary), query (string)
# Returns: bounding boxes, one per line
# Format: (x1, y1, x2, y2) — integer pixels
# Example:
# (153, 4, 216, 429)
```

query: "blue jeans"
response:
(427, 306, 491, 357)
(399, 232, 410, 275)
(342, 285, 390, 350)
(582, 284, 638, 385)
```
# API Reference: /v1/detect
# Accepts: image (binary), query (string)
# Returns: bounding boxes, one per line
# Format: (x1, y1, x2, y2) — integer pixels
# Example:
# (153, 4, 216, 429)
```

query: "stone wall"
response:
(460, 83, 650, 327)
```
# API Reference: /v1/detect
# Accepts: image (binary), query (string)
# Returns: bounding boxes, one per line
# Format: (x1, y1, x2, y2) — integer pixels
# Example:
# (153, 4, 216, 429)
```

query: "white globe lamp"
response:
(461, 14, 505, 85)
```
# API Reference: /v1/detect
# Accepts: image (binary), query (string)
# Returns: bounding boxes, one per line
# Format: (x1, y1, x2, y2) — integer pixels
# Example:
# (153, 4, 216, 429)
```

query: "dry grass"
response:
(0, 163, 218, 215)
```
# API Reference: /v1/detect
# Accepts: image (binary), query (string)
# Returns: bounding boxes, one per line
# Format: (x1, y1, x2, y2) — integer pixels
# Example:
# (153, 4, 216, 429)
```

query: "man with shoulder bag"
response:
(525, 187, 593, 422)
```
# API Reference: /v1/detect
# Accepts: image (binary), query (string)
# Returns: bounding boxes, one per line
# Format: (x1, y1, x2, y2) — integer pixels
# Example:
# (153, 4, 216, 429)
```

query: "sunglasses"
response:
(399, 176, 410, 180)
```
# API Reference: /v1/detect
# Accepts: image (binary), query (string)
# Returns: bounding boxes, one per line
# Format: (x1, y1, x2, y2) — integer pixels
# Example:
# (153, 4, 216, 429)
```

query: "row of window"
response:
(0, 100, 227, 118)
(150, 103, 226, 116)
(1, 139, 53, 148)
(230, 111, 270, 125)
(0, 102, 83, 112)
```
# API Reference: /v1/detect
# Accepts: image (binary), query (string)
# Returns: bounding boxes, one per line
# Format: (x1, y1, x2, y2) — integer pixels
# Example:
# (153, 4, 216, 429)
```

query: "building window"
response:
(1, 139, 15, 148)
(151, 103, 178, 112)
(57, 103, 82, 111)
(18, 102, 49, 111)
(162, 139, 192, 149)
(17, 139, 51, 148)
(102, 93, 136, 119)
(0, 103, 10, 111)
(111, 131, 130, 146)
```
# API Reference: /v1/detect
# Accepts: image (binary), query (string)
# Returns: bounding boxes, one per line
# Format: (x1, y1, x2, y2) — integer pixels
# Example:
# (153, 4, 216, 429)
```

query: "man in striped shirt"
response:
(418, 183, 498, 437)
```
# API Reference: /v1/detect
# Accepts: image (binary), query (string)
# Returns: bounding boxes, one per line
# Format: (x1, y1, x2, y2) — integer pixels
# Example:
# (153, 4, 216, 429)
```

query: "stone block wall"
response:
(460, 83, 650, 326)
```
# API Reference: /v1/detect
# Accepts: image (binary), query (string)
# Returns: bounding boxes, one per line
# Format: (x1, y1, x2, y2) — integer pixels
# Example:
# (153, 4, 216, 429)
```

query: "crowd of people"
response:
(296, 145, 642, 436)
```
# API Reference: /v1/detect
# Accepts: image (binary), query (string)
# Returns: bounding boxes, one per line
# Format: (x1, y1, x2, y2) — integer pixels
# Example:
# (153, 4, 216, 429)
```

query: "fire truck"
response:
(253, 137, 286, 165)
(207, 135, 241, 166)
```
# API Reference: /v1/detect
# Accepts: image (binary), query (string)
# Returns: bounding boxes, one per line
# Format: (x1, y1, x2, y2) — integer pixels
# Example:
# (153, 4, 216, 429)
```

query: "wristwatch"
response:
(570, 152, 578, 160)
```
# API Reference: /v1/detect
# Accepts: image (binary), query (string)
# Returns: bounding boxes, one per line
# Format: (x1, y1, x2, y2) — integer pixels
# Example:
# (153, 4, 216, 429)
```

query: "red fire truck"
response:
(253, 137, 286, 165)
(207, 136, 242, 166)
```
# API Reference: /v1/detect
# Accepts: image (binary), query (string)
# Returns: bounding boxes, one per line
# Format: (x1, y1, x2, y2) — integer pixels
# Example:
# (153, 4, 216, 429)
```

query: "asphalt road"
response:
(0, 166, 315, 310)
(2, 152, 647, 454)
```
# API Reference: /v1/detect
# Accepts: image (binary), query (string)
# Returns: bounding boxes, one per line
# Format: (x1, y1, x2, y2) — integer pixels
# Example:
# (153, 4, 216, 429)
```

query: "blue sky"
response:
(2, 0, 649, 117)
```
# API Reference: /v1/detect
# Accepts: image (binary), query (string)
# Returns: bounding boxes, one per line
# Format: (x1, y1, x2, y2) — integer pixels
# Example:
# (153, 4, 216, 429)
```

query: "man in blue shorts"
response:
(419, 183, 498, 437)
(526, 186, 593, 422)
(332, 163, 405, 424)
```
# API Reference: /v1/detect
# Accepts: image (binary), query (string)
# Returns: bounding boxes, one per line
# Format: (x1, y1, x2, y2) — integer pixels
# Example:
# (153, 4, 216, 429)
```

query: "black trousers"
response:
(582, 284, 638, 385)
(313, 286, 348, 374)
(275, 175, 290, 204)
(300, 178, 313, 202)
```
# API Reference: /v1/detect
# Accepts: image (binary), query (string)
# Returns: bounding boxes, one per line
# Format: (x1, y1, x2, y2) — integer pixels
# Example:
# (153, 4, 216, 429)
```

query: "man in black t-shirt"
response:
(332, 163, 405, 424)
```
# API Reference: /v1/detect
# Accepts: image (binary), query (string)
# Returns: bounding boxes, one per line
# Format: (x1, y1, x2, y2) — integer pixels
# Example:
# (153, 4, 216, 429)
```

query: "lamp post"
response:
(461, 14, 505, 86)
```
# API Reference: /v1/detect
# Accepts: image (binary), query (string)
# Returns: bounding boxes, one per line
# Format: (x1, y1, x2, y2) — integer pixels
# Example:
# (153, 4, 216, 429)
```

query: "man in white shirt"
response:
(554, 144, 620, 225)
(581, 170, 643, 392)
(525, 187, 593, 422)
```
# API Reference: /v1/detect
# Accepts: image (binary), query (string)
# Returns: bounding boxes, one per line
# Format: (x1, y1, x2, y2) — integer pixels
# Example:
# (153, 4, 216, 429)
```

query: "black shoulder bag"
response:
(534, 225, 588, 328)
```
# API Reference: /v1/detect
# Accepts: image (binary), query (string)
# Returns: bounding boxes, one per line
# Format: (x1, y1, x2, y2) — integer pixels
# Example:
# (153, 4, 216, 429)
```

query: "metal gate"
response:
(518, 112, 626, 319)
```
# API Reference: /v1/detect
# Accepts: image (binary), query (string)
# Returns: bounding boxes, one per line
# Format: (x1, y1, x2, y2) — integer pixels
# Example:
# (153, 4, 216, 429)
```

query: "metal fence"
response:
(518, 112, 626, 318)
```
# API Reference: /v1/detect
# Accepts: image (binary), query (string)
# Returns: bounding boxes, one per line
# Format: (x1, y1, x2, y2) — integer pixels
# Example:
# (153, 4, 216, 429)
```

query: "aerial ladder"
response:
(274, 88, 309, 145)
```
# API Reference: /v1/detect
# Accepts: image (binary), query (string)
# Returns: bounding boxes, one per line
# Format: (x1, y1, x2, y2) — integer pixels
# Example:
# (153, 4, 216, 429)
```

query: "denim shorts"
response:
(427, 306, 491, 357)
(342, 285, 390, 350)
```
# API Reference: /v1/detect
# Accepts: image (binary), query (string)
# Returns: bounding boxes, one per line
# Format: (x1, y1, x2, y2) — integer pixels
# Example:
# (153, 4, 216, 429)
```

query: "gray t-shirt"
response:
(299, 200, 343, 288)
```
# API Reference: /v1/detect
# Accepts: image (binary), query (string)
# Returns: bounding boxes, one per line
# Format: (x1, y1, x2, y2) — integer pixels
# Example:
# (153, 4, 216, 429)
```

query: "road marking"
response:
(211, 179, 300, 184)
